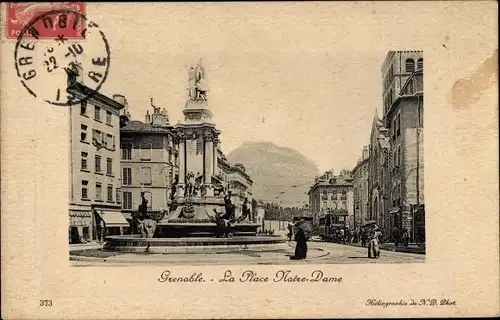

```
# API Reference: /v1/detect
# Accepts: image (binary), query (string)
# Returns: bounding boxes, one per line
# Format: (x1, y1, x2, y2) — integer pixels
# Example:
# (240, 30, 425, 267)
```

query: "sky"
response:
(76, 2, 490, 173)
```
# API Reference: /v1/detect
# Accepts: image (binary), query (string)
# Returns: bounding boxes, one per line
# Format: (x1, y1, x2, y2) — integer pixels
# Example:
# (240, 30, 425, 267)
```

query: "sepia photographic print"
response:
(66, 49, 426, 266)
(1, 2, 498, 319)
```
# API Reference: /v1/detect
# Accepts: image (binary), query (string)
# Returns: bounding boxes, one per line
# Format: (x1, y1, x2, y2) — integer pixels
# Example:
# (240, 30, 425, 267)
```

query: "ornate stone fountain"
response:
(102, 59, 279, 254)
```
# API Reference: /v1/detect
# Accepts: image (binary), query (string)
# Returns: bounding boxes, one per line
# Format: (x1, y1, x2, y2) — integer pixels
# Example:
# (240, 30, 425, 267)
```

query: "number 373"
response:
(40, 300, 52, 306)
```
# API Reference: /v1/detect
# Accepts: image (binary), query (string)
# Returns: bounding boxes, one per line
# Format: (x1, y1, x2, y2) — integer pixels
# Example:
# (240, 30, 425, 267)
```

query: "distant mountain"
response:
(226, 141, 320, 207)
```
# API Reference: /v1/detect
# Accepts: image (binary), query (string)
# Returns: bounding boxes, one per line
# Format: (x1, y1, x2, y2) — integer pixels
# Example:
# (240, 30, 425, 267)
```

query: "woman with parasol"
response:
(362, 220, 381, 259)
(290, 218, 312, 260)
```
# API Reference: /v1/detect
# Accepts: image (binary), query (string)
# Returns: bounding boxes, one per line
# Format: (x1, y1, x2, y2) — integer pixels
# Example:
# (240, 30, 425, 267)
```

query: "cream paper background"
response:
(1, 2, 498, 319)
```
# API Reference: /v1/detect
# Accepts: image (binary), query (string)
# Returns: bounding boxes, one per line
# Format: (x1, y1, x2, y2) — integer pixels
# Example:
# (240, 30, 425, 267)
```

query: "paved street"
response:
(70, 239, 424, 266)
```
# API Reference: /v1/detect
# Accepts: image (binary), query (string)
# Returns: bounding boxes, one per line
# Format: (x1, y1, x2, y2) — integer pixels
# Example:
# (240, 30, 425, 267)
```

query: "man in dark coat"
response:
(392, 226, 400, 247)
(290, 219, 308, 260)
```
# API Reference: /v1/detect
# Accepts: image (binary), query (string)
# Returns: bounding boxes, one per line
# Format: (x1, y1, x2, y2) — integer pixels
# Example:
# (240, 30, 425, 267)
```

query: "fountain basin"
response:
(103, 235, 286, 254)
(155, 221, 259, 237)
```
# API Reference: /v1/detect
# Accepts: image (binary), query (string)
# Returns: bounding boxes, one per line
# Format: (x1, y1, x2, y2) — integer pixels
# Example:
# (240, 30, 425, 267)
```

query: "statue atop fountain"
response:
(188, 59, 208, 102)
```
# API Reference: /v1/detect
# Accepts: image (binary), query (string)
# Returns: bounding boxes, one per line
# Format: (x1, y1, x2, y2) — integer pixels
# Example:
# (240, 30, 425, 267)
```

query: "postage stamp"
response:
(14, 8, 110, 106)
(5, 2, 86, 39)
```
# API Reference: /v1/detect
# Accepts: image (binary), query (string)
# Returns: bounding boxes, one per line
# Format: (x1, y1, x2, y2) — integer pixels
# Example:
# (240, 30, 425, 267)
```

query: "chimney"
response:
(113, 94, 125, 105)
(66, 61, 84, 86)
(150, 98, 169, 127)
(362, 145, 369, 160)
(145, 110, 151, 124)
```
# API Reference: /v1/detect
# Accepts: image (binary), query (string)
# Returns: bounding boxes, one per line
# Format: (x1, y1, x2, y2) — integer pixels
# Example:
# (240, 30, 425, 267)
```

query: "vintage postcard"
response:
(1, 1, 498, 319)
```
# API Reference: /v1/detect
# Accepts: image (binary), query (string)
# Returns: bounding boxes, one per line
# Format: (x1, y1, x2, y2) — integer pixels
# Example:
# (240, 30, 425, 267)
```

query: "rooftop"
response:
(121, 120, 173, 133)
(309, 172, 354, 193)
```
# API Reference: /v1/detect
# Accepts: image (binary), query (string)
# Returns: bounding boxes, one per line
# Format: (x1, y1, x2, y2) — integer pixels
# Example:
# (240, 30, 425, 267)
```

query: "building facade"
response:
(226, 163, 253, 218)
(381, 50, 424, 117)
(68, 81, 127, 244)
(385, 61, 424, 240)
(308, 170, 354, 228)
(351, 146, 370, 230)
(216, 150, 254, 218)
(120, 98, 179, 219)
(368, 114, 392, 230)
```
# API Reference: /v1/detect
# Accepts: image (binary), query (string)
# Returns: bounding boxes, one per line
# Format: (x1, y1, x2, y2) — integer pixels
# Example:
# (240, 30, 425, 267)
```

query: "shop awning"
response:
(389, 207, 401, 214)
(121, 212, 132, 220)
(97, 211, 129, 227)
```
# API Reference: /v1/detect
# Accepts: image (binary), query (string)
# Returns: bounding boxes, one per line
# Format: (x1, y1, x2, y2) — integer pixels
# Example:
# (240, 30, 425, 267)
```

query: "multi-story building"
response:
(227, 163, 253, 218)
(216, 149, 253, 218)
(68, 77, 127, 244)
(352, 146, 370, 230)
(381, 50, 424, 118)
(385, 57, 424, 241)
(308, 170, 354, 228)
(368, 113, 391, 228)
(120, 98, 179, 220)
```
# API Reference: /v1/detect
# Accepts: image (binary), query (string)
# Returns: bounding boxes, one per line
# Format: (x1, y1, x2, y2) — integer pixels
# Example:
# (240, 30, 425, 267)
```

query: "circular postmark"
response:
(14, 9, 110, 106)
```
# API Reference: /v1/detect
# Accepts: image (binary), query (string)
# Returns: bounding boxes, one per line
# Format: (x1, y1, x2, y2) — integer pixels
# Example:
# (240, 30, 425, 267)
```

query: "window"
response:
(342, 201, 347, 210)
(121, 143, 132, 160)
(140, 167, 152, 185)
(116, 188, 121, 204)
(417, 58, 423, 70)
(106, 158, 112, 175)
(392, 119, 396, 140)
(96, 183, 102, 201)
(112, 136, 116, 150)
(107, 185, 113, 202)
(106, 134, 113, 149)
(92, 129, 103, 145)
(81, 180, 89, 199)
(95, 155, 101, 172)
(122, 191, 132, 209)
(122, 167, 132, 185)
(80, 101, 87, 115)
(80, 124, 87, 142)
(94, 106, 101, 121)
(398, 147, 401, 165)
(140, 143, 152, 161)
(106, 111, 112, 125)
(397, 113, 401, 136)
(81, 152, 88, 170)
(405, 59, 415, 72)
(323, 190, 327, 194)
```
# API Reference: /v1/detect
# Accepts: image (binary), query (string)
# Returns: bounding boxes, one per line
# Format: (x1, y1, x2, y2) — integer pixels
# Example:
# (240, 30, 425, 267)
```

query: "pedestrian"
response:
(339, 228, 345, 244)
(291, 226, 308, 260)
(361, 228, 368, 247)
(392, 226, 400, 247)
(368, 225, 382, 259)
(99, 216, 105, 243)
(403, 228, 409, 247)
(287, 222, 294, 241)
